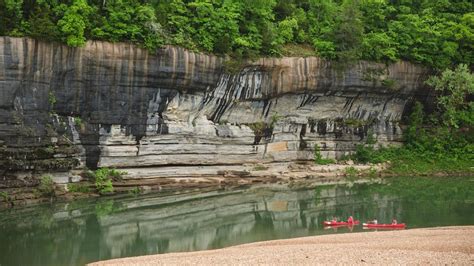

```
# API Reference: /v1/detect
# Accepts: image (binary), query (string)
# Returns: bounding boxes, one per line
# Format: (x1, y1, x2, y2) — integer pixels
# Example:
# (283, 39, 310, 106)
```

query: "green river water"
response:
(0, 176, 473, 266)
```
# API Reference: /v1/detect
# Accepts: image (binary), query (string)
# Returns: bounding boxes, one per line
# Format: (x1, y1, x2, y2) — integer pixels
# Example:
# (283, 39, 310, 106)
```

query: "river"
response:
(0, 176, 473, 266)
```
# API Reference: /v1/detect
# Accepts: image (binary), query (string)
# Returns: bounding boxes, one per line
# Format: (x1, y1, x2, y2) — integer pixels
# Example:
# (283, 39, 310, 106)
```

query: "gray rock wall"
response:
(0, 37, 430, 181)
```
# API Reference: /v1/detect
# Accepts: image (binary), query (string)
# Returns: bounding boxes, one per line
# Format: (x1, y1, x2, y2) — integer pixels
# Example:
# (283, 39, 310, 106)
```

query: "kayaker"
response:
(331, 216, 338, 222)
(347, 216, 354, 224)
(392, 218, 398, 225)
(369, 218, 378, 224)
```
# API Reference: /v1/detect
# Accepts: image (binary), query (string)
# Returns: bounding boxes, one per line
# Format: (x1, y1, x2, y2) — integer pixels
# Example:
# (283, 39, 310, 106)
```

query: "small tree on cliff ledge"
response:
(426, 64, 474, 129)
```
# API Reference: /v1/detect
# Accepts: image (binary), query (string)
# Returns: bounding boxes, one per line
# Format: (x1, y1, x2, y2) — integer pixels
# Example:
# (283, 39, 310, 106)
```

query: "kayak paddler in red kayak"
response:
(368, 218, 378, 224)
(347, 216, 354, 224)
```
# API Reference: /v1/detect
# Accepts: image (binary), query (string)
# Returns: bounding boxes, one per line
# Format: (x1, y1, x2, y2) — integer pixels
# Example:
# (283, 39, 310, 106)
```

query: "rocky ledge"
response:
(0, 37, 430, 191)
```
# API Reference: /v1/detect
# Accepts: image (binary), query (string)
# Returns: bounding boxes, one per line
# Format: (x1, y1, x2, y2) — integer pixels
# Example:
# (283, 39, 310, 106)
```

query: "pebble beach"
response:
(90, 226, 474, 265)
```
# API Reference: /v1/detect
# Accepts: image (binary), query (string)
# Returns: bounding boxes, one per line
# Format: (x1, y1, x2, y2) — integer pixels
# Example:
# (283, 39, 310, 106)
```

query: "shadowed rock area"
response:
(0, 37, 431, 185)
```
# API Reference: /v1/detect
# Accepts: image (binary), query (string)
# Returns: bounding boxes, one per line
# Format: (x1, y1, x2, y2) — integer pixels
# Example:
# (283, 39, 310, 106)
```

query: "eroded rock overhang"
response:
(0, 37, 431, 180)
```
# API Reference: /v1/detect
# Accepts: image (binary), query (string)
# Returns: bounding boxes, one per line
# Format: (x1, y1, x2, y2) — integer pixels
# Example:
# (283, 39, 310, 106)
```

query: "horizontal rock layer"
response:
(0, 37, 430, 182)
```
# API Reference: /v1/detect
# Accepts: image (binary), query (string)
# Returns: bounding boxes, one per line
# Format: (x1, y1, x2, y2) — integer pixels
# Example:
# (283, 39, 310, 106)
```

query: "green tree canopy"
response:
(426, 64, 474, 128)
(0, 0, 472, 68)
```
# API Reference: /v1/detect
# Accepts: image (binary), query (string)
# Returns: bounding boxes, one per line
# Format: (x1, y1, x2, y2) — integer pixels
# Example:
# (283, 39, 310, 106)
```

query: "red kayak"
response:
(362, 223, 406, 229)
(323, 220, 360, 226)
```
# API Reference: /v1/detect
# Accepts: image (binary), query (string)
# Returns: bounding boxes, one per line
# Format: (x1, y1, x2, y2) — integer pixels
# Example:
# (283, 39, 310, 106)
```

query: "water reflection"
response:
(0, 177, 473, 266)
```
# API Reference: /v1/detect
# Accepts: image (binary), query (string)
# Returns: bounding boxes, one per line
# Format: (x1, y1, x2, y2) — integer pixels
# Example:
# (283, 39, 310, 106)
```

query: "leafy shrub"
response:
(107, 168, 126, 181)
(314, 144, 335, 165)
(94, 168, 114, 194)
(353, 144, 372, 164)
(74, 117, 83, 127)
(81, 169, 96, 180)
(48, 91, 56, 106)
(67, 183, 90, 193)
(0, 191, 11, 202)
(365, 167, 378, 179)
(248, 122, 267, 136)
(426, 64, 474, 128)
(381, 79, 397, 89)
(344, 167, 359, 180)
(38, 175, 55, 197)
(78, 168, 126, 195)
(128, 187, 141, 196)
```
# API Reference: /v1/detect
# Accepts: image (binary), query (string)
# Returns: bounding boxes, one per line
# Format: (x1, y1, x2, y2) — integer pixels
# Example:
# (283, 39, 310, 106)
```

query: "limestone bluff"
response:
(0, 37, 429, 184)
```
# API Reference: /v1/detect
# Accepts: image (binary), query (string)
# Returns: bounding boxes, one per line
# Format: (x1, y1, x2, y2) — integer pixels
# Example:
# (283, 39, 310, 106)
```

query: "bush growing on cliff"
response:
(90, 168, 127, 195)
(67, 183, 91, 193)
(74, 117, 83, 127)
(0, 191, 11, 202)
(94, 169, 114, 195)
(106, 168, 127, 181)
(344, 166, 359, 180)
(314, 144, 335, 165)
(37, 175, 55, 197)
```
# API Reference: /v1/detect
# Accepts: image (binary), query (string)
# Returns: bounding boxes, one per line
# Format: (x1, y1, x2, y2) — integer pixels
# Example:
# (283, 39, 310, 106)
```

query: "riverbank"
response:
(90, 226, 474, 265)
(2, 161, 472, 209)
(0, 162, 385, 209)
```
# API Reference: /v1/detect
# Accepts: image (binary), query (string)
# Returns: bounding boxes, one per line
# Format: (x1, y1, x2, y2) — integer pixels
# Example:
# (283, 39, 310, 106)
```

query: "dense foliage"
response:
(352, 65, 473, 175)
(1, 0, 472, 68)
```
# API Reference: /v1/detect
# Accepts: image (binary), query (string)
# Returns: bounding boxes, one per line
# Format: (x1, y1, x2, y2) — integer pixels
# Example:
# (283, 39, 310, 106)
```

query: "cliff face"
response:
(0, 37, 429, 182)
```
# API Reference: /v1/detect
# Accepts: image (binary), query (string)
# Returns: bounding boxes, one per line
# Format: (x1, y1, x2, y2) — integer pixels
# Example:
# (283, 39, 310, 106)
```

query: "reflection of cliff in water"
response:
(96, 182, 402, 258)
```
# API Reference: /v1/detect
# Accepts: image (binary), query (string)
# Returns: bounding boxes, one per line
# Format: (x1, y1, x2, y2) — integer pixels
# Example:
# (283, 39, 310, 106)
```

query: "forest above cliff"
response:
(1, 0, 473, 69)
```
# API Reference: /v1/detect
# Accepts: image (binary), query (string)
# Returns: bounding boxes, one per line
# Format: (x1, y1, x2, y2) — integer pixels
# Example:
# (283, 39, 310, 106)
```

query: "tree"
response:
(56, 0, 93, 46)
(271, 17, 298, 54)
(0, 0, 25, 36)
(361, 32, 398, 62)
(332, 0, 364, 61)
(91, 0, 165, 50)
(405, 101, 425, 148)
(426, 64, 474, 128)
(28, 4, 61, 41)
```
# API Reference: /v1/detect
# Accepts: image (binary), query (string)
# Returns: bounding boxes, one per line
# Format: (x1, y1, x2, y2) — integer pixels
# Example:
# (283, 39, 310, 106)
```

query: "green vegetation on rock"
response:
(37, 175, 55, 197)
(352, 65, 473, 176)
(0, 191, 11, 203)
(344, 166, 359, 180)
(1, 0, 472, 69)
(313, 144, 335, 165)
(86, 167, 127, 195)
(67, 183, 91, 193)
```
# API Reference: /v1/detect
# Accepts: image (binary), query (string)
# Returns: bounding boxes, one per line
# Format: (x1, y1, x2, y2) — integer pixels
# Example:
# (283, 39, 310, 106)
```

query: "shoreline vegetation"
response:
(351, 64, 473, 177)
(0, 161, 472, 210)
(89, 226, 474, 265)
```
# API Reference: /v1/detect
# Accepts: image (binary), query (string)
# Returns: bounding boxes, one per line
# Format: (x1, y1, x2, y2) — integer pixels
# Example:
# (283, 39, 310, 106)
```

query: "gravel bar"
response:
(90, 226, 474, 265)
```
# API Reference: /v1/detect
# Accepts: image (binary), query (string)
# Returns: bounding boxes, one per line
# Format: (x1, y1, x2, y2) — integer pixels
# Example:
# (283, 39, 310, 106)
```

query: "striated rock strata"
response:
(0, 37, 430, 184)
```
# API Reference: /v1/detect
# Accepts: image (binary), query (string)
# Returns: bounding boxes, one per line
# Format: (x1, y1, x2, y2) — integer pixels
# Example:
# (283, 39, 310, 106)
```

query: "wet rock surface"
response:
(0, 37, 430, 187)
